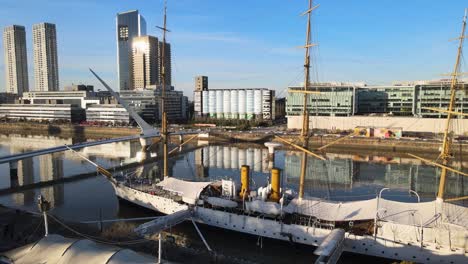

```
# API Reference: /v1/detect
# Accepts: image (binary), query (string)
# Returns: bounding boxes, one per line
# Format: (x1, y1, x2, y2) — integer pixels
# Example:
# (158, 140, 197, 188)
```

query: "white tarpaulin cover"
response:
(378, 199, 437, 226)
(283, 197, 468, 228)
(284, 197, 377, 221)
(1, 234, 155, 264)
(157, 177, 212, 204)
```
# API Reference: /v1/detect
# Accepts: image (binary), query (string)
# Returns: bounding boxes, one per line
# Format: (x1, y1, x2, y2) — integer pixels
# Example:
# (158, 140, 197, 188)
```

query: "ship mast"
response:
(298, 0, 318, 200)
(157, 0, 170, 177)
(437, 9, 467, 201)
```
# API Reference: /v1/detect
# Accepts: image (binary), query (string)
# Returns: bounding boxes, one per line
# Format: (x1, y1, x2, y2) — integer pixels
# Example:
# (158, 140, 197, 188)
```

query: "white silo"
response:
(254, 148, 262, 172)
(209, 145, 216, 167)
(208, 90, 216, 118)
(230, 90, 238, 119)
(203, 146, 210, 167)
(223, 90, 231, 119)
(216, 90, 223, 119)
(202, 91, 209, 115)
(262, 148, 269, 173)
(238, 90, 246, 119)
(216, 146, 223, 168)
(223, 147, 231, 169)
(239, 148, 247, 167)
(254, 89, 263, 119)
(246, 89, 254, 120)
(246, 148, 254, 169)
(231, 147, 239, 169)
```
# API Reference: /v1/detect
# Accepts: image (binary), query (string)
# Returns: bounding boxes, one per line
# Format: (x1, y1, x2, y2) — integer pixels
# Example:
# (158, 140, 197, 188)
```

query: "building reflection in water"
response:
(283, 152, 467, 198)
(39, 153, 64, 208)
(194, 146, 270, 176)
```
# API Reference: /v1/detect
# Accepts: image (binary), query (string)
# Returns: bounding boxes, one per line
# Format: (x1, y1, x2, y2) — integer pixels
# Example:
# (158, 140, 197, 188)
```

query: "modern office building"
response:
(356, 85, 416, 116)
(131, 35, 158, 89)
(86, 105, 131, 124)
(0, 104, 84, 122)
(33, 23, 59, 91)
(3, 25, 29, 95)
(158, 41, 171, 86)
(117, 10, 146, 90)
(194, 88, 276, 121)
(415, 81, 468, 118)
(286, 80, 468, 134)
(20, 90, 102, 108)
(120, 87, 188, 123)
(287, 83, 356, 117)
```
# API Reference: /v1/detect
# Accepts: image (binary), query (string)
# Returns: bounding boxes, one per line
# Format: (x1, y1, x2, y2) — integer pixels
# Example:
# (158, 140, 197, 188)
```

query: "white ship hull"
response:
(112, 182, 468, 263)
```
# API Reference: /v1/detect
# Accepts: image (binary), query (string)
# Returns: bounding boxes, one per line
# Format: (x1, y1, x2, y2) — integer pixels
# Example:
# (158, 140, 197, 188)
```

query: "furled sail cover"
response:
(284, 197, 377, 221)
(157, 177, 212, 204)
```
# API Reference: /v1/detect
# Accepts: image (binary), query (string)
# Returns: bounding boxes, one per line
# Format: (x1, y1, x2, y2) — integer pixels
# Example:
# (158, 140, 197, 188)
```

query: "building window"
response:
(118, 25, 129, 41)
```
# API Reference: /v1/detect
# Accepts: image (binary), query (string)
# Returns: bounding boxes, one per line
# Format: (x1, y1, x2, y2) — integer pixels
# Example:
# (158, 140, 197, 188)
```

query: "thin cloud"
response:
(172, 31, 251, 44)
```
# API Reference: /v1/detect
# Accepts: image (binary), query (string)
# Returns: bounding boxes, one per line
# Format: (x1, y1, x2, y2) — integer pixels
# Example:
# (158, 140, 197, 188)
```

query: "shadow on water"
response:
(47, 125, 62, 136)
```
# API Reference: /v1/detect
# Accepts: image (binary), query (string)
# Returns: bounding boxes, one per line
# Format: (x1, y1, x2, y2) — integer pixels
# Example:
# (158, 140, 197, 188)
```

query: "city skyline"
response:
(0, 0, 466, 99)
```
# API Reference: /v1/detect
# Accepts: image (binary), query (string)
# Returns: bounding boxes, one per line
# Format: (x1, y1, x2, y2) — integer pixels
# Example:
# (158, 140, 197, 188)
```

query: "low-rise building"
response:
(120, 87, 188, 123)
(20, 90, 102, 108)
(86, 104, 130, 124)
(0, 104, 84, 122)
(287, 84, 356, 117)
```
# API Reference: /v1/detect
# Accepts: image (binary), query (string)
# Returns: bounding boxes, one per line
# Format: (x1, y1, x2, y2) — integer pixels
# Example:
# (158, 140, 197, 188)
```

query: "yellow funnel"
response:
(240, 165, 250, 198)
(270, 168, 281, 202)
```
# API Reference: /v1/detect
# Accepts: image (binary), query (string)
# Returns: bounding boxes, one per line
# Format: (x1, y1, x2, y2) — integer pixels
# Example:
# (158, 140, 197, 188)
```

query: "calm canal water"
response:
(0, 133, 467, 221)
(0, 133, 466, 263)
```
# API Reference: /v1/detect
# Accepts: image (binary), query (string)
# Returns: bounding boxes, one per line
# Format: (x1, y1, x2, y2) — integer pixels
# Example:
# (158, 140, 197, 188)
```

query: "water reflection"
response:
(0, 134, 466, 221)
(174, 146, 466, 201)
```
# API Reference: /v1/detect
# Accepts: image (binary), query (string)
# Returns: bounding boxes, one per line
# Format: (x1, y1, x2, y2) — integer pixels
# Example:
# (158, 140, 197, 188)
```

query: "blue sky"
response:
(0, 0, 466, 99)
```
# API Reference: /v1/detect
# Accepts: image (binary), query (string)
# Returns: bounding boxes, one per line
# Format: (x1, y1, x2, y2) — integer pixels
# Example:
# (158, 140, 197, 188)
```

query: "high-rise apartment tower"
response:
(33, 23, 59, 91)
(3, 25, 29, 95)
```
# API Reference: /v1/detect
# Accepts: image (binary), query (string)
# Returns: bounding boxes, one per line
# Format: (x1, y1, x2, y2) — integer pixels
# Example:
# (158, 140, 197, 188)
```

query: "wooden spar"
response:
(445, 195, 468, 202)
(168, 134, 198, 155)
(65, 146, 113, 178)
(275, 135, 325, 161)
(421, 107, 468, 117)
(316, 132, 357, 151)
(300, 4, 320, 16)
(407, 153, 468, 177)
(288, 89, 320, 94)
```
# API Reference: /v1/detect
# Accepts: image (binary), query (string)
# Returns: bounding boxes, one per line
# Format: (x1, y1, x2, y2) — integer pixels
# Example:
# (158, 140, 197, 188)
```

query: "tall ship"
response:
(86, 1, 468, 263)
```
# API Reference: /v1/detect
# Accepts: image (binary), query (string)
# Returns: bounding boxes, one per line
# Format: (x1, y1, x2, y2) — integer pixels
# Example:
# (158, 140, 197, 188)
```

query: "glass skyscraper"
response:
(116, 10, 146, 90)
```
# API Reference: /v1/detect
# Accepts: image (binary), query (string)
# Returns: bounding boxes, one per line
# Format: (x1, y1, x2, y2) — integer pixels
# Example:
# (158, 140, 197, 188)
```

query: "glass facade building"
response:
(116, 10, 146, 90)
(356, 86, 415, 116)
(287, 84, 356, 117)
(286, 81, 468, 119)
